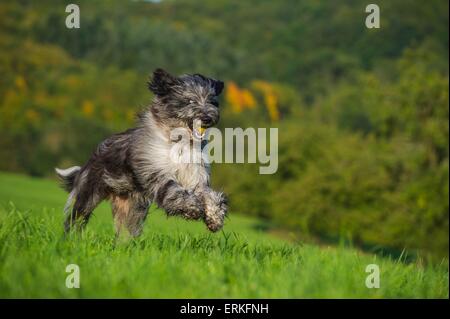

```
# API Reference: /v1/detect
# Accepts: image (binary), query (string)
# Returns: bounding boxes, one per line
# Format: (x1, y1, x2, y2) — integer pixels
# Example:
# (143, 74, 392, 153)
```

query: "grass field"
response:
(0, 172, 448, 298)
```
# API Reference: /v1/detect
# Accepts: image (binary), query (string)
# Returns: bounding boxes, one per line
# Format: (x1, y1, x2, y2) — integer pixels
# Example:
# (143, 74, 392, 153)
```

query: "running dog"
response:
(56, 68, 227, 237)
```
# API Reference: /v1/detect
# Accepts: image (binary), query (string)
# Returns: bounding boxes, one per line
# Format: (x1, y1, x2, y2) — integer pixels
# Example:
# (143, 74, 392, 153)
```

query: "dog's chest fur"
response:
(171, 140, 210, 189)
(160, 131, 209, 189)
(133, 113, 210, 193)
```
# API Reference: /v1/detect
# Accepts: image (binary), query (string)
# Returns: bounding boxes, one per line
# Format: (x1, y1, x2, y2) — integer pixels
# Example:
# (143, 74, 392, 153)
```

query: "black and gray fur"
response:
(56, 68, 227, 237)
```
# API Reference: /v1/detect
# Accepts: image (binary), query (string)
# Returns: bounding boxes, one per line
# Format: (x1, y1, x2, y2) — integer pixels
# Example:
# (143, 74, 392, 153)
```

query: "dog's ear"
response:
(194, 73, 224, 96)
(212, 80, 224, 96)
(148, 68, 179, 96)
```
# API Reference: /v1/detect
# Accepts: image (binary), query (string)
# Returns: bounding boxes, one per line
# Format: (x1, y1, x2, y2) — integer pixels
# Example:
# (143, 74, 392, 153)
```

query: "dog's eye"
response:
(210, 98, 219, 107)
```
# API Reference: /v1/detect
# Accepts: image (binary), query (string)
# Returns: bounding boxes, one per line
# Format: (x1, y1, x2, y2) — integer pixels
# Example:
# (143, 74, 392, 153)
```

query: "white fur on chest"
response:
(148, 128, 210, 190)
(169, 137, 210, 189)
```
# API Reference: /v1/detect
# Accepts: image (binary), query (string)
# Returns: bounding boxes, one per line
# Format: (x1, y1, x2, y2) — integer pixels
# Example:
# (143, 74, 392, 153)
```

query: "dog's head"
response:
(148, 68, 224, 139)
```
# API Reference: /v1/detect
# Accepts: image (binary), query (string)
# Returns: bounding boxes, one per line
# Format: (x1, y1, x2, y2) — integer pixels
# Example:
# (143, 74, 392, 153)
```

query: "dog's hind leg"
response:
(64, 191, 102, 234)
(111, 195, 130, 239)
(126, 195, 150, 237)
(111, 194, 150, 238)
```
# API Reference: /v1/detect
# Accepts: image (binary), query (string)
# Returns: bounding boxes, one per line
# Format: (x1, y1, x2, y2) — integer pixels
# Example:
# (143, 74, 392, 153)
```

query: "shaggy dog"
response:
(56, 68, 228, 237)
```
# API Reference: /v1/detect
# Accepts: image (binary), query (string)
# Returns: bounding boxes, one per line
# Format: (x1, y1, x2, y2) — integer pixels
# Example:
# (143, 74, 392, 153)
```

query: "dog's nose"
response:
(200, 116, 213, 126)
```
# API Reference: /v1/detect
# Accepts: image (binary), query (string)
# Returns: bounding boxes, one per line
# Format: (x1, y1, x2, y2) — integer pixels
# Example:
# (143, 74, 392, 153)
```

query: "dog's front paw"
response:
(182, 192, 205, 220)
(204, 192, 228, 232)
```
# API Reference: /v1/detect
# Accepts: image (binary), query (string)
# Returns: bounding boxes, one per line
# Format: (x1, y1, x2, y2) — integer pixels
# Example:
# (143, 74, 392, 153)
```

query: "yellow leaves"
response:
(81, 100, 95, 118)
(252, 80, 280, 122)
(225, 81, 256, 113)
(242, 90, 256, 109)
(225, 82, 240, 112)
(266, 94, 280, 121)
(225, 80, 281, 122)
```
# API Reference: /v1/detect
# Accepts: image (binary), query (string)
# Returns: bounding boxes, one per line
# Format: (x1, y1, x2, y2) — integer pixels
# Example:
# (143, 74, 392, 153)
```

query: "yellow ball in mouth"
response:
(193, 126, 207, 139)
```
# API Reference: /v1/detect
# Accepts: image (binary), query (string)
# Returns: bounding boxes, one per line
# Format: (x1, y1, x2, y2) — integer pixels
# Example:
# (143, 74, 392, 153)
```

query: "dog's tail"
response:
(55, 166, 81, 215)
(55, 166, 81, 193)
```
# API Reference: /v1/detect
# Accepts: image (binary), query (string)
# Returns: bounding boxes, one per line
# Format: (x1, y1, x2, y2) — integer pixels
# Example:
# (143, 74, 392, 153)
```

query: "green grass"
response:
(0, 172, 448, 298)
